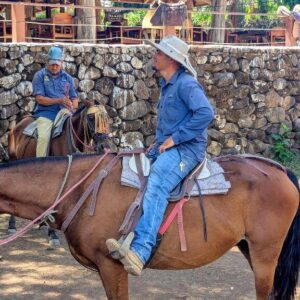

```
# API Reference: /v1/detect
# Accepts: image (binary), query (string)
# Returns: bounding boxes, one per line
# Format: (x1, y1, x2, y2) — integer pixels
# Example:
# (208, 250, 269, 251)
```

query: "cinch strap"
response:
(158, 197, 188, 252)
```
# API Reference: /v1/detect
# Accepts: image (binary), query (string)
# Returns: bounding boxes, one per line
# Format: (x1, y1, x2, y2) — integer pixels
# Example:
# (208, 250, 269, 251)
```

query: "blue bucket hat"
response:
(48, 46, 63, 65)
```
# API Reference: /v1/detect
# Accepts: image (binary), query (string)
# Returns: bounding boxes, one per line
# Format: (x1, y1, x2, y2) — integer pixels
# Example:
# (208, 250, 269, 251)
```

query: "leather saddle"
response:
(128, 151, 210, 202)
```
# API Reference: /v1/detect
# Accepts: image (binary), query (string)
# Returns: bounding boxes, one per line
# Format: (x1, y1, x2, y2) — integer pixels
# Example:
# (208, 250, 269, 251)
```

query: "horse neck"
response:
(0, 155, 111, 224)
(0, 159, 75, 221)
(71, 111, 86, 151)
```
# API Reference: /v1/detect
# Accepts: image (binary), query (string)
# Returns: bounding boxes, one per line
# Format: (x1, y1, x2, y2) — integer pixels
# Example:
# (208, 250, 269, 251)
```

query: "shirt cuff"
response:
(172, 132, 181, 145)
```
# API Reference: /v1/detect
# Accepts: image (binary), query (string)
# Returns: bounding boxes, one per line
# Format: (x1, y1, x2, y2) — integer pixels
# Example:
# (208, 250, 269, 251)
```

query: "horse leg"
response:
(237, 239, 252, 269)
(48, 228, 61, 247)
(7, 215, 16, 234)
(97, 257, 129, 300)
(248, 242, 280, 300)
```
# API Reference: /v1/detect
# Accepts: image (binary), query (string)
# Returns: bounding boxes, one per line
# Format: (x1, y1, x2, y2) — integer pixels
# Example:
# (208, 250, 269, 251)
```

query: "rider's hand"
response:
(60, 97, 73, 110)
(159, 137, 175, 153)
(145, 143, 155, 154)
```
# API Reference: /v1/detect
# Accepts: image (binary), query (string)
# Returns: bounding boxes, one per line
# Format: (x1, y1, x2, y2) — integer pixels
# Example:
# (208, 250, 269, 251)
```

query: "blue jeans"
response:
(130, 147, 199, 263)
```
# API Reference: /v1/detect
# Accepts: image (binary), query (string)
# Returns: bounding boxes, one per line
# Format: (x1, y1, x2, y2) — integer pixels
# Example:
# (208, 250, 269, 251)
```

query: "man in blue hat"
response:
(32, 46, 78, 157)
(31, 46, 79, 246)
(106, 36, 214, 275)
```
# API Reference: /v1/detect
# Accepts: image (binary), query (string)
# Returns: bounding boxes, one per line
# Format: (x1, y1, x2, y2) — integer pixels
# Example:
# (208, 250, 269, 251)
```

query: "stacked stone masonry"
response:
(0, 43, 299, 158)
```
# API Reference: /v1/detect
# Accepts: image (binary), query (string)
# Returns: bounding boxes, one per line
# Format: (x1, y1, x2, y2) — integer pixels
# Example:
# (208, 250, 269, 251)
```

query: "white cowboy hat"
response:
(145, 35, 197, 77)
(277, 5, 291, 17)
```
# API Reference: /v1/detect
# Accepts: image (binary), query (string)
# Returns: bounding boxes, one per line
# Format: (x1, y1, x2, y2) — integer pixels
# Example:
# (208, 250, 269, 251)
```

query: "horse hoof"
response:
(49, 238, 61, 248)
(7, 228, 17, 235)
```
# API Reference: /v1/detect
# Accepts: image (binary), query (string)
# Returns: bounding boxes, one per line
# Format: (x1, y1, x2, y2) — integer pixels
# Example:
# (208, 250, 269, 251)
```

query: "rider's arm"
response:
(67, 75, 79, 111)
(171, 80, 214, 145)
(35, 95, 69, 106)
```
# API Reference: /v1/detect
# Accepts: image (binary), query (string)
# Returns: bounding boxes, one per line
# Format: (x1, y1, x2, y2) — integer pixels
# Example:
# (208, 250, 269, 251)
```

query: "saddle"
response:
(122, 153, 231, 201)
(23, 113, 71, 139)
(119, 150, 231, 237)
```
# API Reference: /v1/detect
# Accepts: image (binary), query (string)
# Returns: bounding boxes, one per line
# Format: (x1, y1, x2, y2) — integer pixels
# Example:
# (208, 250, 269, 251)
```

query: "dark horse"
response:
(6, 104, 110, 244)
(0, 153, 299, 299)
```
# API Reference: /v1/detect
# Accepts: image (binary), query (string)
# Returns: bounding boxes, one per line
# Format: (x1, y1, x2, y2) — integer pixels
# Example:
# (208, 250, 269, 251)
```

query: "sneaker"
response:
(106, 238, 144, 276)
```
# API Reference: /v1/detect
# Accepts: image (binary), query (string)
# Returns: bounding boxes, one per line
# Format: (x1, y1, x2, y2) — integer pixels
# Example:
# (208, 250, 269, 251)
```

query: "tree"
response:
(281, 0, 298, 9)
(210, 0, 226, 43)
(76, 0, 96, 43)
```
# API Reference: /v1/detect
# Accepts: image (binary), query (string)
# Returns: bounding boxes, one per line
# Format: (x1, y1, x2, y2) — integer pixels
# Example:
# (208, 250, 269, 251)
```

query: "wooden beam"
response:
(11, 3, 26, 42)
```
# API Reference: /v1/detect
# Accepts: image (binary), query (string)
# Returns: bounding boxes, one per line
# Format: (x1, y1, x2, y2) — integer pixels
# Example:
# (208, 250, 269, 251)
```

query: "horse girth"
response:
(61, 149, 144, 233)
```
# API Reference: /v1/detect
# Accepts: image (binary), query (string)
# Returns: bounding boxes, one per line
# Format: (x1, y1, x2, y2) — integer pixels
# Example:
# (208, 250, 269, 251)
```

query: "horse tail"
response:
(271, 169, 300, 300)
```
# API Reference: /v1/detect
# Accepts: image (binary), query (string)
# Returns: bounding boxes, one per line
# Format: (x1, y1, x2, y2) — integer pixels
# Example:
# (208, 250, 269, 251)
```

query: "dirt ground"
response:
(0, 215, 299, 300)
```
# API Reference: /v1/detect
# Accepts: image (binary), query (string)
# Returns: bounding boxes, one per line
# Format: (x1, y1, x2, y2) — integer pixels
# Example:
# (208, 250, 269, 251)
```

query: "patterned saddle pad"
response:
(23, 113, 70, 139)
(121, 156, 231, 196)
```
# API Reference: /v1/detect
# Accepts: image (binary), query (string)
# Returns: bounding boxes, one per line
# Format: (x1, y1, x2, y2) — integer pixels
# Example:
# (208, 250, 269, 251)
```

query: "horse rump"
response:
(271, 169, 300, 300)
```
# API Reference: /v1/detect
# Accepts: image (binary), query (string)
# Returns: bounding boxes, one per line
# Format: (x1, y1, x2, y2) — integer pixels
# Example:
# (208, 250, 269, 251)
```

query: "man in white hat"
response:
(106, 36, 214, 275)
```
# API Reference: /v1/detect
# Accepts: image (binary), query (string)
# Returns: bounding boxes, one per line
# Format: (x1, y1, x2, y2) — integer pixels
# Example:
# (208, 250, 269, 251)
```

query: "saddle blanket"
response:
(23, 113, 70, 139)
(121, 156, 231, 196)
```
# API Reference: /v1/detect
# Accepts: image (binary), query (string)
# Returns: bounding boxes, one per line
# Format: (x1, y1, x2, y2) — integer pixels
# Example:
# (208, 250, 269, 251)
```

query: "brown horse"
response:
(6, 104, 110, 241)
(0, 153, 299, 300)
(8, 104, 109, 159)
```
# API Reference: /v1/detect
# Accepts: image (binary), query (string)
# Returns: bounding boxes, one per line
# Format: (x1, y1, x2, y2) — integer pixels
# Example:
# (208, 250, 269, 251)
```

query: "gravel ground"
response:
(0, 215, 299, 300)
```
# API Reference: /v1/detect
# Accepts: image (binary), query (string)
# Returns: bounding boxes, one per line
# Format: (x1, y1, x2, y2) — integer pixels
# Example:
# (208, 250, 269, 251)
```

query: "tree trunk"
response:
(210, 0, 226, 43)
(76, 0, 96, 43)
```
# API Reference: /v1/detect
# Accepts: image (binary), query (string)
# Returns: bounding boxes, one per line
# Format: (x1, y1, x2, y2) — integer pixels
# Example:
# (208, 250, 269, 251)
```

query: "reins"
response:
(69, 116, 94, 151)
(0, 149, 111, 246)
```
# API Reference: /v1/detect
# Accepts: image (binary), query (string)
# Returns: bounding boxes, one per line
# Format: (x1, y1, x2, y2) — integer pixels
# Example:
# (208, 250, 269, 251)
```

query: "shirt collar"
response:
(45, 68, 63, 78)
(159, 66, 185, 88)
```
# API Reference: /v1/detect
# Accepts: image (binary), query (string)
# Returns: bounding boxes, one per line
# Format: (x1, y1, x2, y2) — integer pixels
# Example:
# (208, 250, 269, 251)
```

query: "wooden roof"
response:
(16, 0, 211, 7)
(112, 0, 211, 6)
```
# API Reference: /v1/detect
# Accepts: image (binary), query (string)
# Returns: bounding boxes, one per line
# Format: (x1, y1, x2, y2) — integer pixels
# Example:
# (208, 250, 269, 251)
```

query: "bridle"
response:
(68, 105, 109, 153)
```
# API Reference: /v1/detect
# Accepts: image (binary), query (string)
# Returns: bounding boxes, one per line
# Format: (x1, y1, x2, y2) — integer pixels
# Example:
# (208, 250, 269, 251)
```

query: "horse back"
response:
(8, 116, 36, 160)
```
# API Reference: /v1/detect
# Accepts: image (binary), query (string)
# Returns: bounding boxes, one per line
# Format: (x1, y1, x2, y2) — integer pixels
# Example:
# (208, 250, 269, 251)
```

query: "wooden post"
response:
(11, 3, 26, 42)
(283, 17, 297, 46)
(76, 0, 96, 43)
(60, 0, 65, 13)
(186, 0, 193, 43)
(163, 25, 176, 37)
(210, 0, 226, 44)
(46, 0, 51, 19)
(95, 0, 101, 34)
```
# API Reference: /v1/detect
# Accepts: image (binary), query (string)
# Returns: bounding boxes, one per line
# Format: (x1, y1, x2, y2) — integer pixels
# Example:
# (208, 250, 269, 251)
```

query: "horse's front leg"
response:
(97, 256, 129, 300)
(7, 215, 16, 234)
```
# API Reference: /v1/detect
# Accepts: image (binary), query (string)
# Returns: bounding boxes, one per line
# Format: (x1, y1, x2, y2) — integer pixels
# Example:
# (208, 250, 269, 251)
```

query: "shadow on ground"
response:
(0, 214, 299, 300)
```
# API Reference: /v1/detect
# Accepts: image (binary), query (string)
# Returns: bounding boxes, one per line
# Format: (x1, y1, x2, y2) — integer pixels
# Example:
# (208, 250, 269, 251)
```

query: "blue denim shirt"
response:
(32, 68, 77, 121)
(151, 67, 214, 162)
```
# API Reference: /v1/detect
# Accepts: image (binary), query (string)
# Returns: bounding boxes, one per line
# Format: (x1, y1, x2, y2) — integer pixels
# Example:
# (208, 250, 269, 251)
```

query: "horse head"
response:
(83, 104, 111, 154)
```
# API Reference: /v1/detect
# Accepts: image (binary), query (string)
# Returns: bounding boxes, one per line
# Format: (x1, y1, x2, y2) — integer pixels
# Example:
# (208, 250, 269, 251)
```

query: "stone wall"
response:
(0, 43, 299, 158)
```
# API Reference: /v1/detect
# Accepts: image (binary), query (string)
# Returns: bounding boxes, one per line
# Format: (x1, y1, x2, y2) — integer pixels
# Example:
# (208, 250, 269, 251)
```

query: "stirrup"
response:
(106, 232, 135, 260)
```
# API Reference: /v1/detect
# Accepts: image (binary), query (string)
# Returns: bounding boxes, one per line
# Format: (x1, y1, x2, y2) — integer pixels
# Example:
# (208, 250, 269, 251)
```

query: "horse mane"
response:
(0, 153, 99, 170)
(72, 104, 86, 117)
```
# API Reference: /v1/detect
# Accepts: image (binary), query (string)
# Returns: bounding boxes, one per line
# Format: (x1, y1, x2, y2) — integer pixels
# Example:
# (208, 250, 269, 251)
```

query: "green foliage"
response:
(192, 11, 212, 27)
(271, 124, 295, 163)
(124, 11, 147, 26)
(281, 0, 298, 10)
(242, 0, 279, 28)
(35, 11, 46, 19)
(282, 151, 300, 178)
